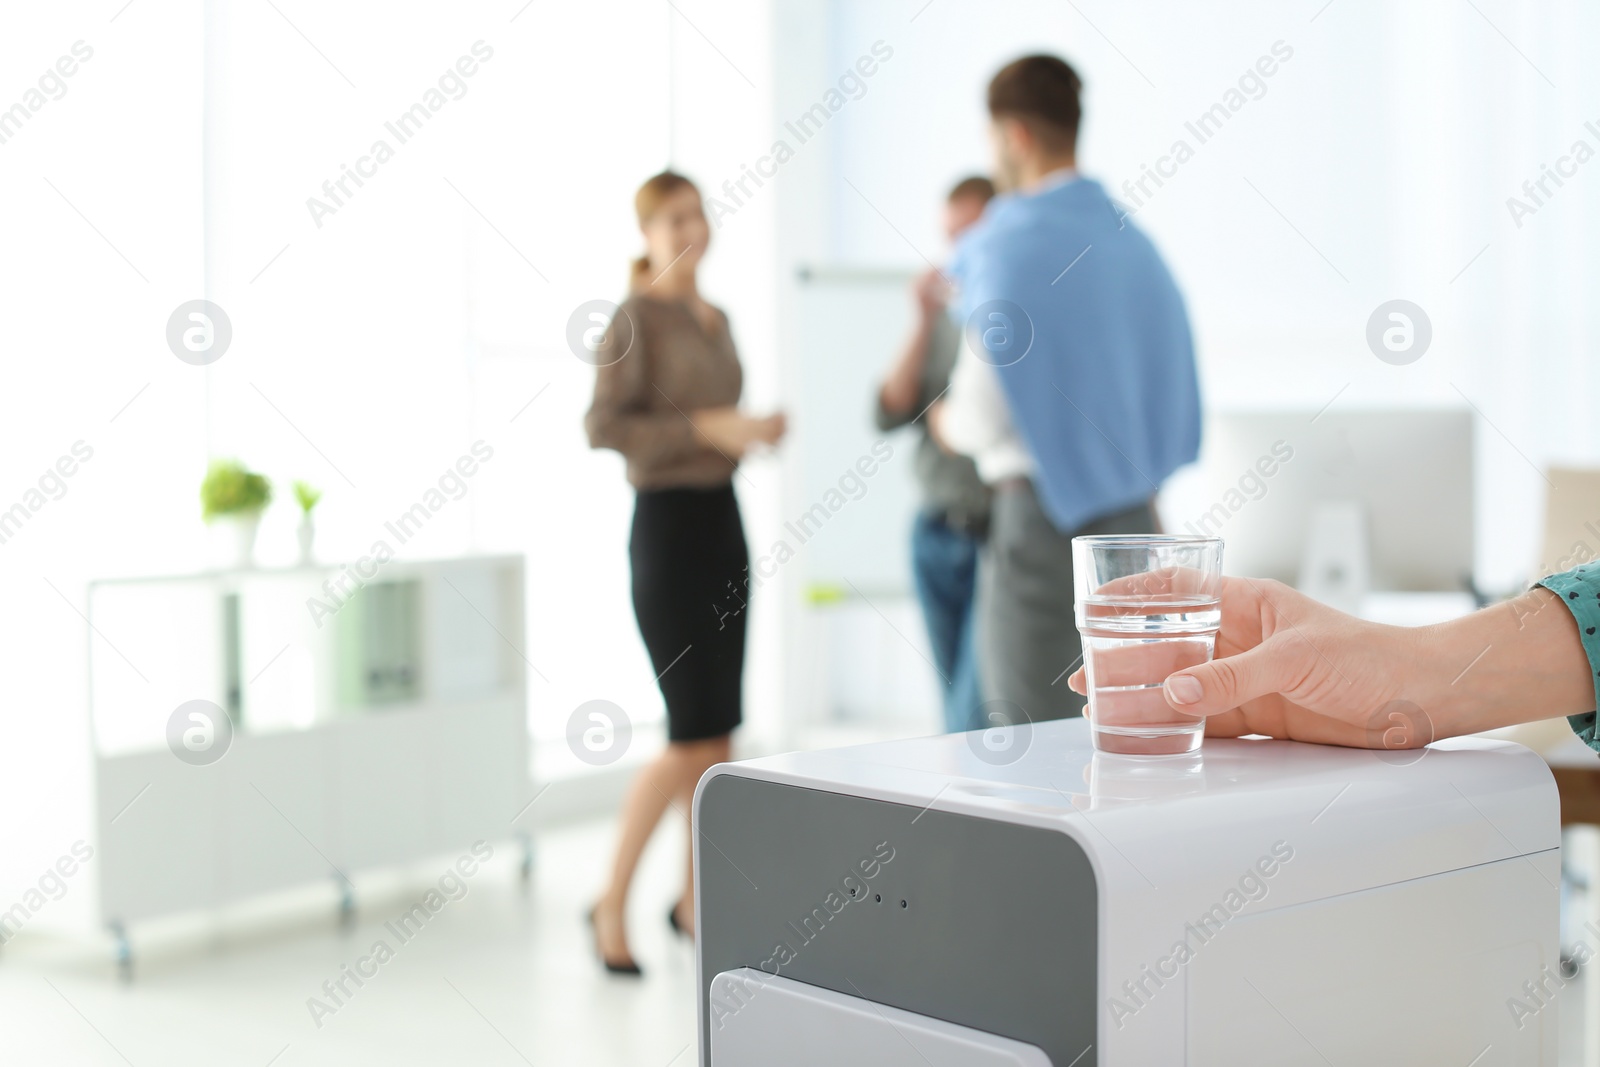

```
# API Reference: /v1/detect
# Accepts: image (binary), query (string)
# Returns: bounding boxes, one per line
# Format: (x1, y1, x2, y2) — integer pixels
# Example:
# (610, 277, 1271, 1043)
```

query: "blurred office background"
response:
(2, 0, 1599, 1063)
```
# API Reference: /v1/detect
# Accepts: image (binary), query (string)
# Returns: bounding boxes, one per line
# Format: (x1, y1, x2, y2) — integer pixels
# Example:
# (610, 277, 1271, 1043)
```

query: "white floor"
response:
(1, 814, 1592, 1066)
(0, 818, 699, 1066)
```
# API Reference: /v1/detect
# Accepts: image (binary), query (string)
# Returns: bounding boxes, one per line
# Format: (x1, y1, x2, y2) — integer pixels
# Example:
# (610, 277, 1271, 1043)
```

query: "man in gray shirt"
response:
(875, 176, 995, 733)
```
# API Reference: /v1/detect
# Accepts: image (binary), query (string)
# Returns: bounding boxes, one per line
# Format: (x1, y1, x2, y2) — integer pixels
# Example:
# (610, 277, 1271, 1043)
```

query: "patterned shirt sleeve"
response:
(1534, 566, 1600, 751)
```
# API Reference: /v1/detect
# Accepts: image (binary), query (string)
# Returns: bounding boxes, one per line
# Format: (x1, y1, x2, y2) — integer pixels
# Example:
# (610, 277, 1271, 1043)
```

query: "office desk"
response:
(1552, 766, 1600, 825)
(1544, 734, 1600, 826)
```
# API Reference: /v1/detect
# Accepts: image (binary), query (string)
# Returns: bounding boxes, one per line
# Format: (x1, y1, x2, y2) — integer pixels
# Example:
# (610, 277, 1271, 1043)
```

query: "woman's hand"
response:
(1070, 577, 1419, 748)
(749, 411, 787, 449)
(1068, 576, 1592, 750)
(690, 407, 786, 458)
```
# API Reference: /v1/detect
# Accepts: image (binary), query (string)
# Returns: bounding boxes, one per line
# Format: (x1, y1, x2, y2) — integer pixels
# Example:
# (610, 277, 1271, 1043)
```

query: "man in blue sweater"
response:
(933, 54, 1202, 722)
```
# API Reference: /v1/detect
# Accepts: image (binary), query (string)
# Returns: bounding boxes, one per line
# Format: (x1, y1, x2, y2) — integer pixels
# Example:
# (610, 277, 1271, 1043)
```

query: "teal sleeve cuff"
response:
(1535, 568, 1600, 753)
(1572, 711, 1600, 750)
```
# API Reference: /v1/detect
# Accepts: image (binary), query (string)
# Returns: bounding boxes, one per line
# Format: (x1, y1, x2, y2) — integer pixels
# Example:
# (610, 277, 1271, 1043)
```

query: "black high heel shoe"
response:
(668, 900, 691, 938)
(587, 906, 642, 976)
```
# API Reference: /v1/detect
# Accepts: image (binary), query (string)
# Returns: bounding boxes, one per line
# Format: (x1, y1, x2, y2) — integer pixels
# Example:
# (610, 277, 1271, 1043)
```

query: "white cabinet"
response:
(86, 556, 529, 954)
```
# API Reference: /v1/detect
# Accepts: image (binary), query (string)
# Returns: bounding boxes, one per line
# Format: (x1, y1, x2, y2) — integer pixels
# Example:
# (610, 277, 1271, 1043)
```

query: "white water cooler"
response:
(693, 718, 1560, 1065)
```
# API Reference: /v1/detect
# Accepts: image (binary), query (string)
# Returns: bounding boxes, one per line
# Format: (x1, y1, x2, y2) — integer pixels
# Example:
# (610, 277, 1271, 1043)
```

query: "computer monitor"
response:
(1173, 410, 1474, 593)
(1537, 466, 1600, 579)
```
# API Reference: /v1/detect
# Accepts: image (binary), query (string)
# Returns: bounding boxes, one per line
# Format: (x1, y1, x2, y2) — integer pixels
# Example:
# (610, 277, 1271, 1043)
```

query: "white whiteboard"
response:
(791, 265, 925, 597)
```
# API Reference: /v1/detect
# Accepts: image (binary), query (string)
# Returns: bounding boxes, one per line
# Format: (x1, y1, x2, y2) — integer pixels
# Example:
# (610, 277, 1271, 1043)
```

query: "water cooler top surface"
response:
(709, 718, 1558, 901)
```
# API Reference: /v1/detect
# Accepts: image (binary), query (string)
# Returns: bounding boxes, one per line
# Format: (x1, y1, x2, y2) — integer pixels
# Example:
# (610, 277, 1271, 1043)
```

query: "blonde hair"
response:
(630, 170, 699, 289)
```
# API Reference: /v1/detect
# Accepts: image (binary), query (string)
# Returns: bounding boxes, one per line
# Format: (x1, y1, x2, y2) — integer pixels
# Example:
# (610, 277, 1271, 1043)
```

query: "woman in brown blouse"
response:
(584, 171, 784, 974)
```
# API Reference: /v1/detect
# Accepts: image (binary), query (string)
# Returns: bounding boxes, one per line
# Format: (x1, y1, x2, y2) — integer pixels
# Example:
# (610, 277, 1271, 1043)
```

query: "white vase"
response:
(296, 515, 315, 566)
(212, 513, 261, 570)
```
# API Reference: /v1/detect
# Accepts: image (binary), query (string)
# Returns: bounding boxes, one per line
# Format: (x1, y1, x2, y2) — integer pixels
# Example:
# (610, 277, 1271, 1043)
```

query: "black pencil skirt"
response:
(630, 483, 749, 742)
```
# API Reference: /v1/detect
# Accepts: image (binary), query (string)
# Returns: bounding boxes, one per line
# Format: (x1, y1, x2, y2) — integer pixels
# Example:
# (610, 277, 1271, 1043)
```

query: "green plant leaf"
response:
(292, 480, 322, 514)
(200, 459, 272, 522)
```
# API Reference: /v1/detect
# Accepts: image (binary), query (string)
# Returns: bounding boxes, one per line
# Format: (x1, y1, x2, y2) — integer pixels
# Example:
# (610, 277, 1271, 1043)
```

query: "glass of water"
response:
(1072, 535, 1224, 756)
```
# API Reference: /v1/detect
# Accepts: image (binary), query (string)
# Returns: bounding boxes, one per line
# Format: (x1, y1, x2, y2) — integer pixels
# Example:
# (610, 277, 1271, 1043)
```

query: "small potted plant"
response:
(293, 480, 322, 566)
(200, 459, 272, 569)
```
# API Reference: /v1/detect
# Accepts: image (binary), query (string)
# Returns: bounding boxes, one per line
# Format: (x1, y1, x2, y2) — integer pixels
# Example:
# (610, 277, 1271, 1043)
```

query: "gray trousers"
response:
(978, 482, 1156, 722)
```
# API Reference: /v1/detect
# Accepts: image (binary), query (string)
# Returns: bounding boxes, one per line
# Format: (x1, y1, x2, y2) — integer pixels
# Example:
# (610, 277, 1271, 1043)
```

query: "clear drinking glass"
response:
(1072, 535, 1224, 756)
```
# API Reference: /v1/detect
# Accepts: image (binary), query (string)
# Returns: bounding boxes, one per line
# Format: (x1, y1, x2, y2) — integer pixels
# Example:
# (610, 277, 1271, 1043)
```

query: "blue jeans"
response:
(911, 509, 984, 733)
